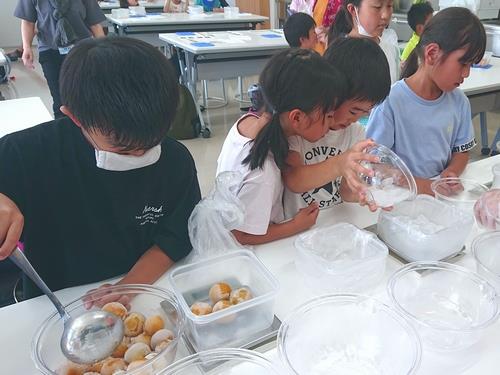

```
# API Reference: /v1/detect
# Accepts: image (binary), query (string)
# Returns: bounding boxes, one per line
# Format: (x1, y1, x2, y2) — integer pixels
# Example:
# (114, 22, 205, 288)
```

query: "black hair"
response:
(325, 37, 390, 105)
(60, 37, 179, 151)
(283, 12, 316, 48)
(402, 7, 486, 79)
(407, 2, 433, 32)
(243, 48, 346, 171)
(328, 0, 362, 43)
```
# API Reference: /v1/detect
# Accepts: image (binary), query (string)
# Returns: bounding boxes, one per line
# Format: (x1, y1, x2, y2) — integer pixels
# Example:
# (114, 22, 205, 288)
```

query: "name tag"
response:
(58, 45, 74, 55)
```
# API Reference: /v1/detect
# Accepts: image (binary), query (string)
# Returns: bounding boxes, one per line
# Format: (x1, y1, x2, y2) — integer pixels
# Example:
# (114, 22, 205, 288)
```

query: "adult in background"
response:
(14, 0, 106, 118)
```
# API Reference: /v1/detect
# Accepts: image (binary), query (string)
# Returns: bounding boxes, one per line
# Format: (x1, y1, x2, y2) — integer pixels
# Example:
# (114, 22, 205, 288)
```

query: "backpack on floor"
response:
(168, 84, 202, 140)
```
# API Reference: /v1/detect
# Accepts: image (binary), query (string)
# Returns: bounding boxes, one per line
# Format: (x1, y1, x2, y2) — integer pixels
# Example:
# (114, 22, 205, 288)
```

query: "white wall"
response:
(0, 0, 22, 48)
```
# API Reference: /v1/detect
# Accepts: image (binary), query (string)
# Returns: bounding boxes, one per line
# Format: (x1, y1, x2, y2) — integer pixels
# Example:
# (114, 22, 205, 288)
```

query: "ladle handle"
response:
(10, 247, 71, 321)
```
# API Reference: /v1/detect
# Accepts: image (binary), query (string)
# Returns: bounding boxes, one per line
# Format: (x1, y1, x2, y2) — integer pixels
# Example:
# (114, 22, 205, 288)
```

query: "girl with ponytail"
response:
(327, 0, 400, 83)
(367, 7, 486, 195)
(216, 48, 345, 245)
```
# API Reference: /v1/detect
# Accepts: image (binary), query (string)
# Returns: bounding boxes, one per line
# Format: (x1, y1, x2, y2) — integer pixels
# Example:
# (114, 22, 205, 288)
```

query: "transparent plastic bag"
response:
(188, 171, 247, 261)
(474, 189, 500, 230)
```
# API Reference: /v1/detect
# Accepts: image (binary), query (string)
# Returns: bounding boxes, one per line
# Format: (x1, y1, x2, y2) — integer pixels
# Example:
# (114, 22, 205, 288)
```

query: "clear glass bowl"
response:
(387, 261, 499, 352)
(360, 144, 417, 208)
(277, 294, 421, 375)
(377, 195, 474, 261)
(472, 231, 500, 292)
(32, 284, 184, 375)
(294, 223, 388, 292)
(431, 177, 488, 214)
(159, 348, 281, 374)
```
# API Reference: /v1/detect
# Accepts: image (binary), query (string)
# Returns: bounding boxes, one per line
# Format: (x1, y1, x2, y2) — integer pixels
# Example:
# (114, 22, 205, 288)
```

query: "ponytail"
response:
(328, 7, 354, 44)
(241, 49, 346, 172)
(401, 7, 485, 79)
(242, 113, 289, 170)
(401, 47, 419, 79)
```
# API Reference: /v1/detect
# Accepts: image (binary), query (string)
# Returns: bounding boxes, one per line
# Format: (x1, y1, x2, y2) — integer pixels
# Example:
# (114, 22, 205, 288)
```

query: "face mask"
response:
(94, 145, 162, 171)
(354, 7, 375, 38)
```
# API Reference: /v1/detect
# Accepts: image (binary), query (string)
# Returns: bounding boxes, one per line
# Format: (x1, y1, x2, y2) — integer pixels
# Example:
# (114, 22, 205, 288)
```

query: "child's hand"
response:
(337, 139, 379, 195)
(315, 26, 327, 44)
(83, 283, 131, 310)
(358, 191, 393, 212)
(292, 202, 319, 232)
(474, 189, 500, 230)
(0, 193, 24, 260)
(440, 169, 458, 179)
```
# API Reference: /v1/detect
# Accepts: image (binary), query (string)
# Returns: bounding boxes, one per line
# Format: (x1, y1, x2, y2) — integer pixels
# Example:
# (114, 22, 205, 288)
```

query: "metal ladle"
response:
(10, 247, 124, 364)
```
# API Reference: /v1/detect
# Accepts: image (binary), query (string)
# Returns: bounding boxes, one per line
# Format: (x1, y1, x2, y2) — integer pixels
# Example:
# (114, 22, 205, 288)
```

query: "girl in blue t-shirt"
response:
(367, 7, 486, 195)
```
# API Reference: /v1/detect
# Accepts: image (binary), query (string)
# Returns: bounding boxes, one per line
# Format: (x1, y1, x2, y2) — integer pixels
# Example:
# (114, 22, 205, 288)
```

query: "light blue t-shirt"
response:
(366, 80, 476, 178)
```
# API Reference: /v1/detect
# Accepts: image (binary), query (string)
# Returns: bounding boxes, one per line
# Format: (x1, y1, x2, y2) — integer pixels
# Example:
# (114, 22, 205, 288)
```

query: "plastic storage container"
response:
(388, 261, 499, 352)
(295, 223, 388, 292)
(278, 294, 422, 375)
(377, 195, 474, 261)
(159, 348, 281, 374)
(472, 231, 500, 292)
(360, 144, 417, 207)
(431, 177, 488, 215)
(169, 250, 279, 351)
(33, 284, 184, 375)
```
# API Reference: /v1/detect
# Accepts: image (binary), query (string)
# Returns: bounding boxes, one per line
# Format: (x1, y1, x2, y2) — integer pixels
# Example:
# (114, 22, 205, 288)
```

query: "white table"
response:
(160, 29, 287, 133)
(462, 57, 500, 155)
(0, 97, 52, 138)
(99, 0, 165, 13)
(106, 13, 268, 46)
(1, 154, 499, 374)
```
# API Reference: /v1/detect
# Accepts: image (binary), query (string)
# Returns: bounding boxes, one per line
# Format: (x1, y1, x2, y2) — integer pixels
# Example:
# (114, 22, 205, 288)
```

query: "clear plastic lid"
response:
(360, 144, 417, 207)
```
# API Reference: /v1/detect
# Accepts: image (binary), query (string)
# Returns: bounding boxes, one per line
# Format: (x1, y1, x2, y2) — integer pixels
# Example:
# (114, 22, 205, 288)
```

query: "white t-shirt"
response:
(379, 28, 401, 84)
(283, 123, 366, 219)
(217, 114, 285, 235)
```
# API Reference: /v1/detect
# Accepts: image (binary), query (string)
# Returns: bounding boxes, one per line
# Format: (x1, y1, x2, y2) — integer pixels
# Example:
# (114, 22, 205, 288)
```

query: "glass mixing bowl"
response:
(159, 348, 281, 374)
(33, 284, 184, 375)
(387, 262, 498, 352)
(431, 177, 488, 215)
(360, 144, 417, 208)
(277, 294, 421, 375)
(472, 231, 500, 292)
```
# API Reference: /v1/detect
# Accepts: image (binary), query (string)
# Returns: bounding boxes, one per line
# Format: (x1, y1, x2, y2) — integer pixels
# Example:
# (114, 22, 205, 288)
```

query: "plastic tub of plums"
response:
(169, 250, 279, 352)
(32, 284, 184, 375)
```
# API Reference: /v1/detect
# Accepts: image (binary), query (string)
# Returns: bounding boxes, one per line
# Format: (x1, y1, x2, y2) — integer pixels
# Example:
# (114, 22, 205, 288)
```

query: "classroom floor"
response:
(3, 56, 500, 197)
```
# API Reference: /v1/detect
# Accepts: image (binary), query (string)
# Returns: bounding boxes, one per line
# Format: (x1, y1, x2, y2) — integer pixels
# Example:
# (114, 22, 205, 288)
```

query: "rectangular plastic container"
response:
(169, 250, 279, 351)
(378, 195, 474, 262)
(294, 223, 388, 292)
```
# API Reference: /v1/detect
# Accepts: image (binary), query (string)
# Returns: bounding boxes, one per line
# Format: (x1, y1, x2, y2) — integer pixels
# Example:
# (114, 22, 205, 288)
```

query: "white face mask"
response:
(95, 144, 162, 171)
(354, 7, 375, 38)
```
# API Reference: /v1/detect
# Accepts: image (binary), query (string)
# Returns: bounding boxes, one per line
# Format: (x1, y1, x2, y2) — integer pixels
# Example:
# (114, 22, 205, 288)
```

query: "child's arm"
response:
(415, 177, 434, 196)
(414, 152, 470, 196)
(0, 193, 24, 260)
(441, 152, 469, 178)
(232, 203, 319, 245)
(283, 139, 378, 195)
(84, 245, 175, 308)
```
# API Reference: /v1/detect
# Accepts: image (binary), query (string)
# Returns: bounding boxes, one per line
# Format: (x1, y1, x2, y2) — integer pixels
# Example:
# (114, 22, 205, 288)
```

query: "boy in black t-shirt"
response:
(0, 37, 201, 300)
